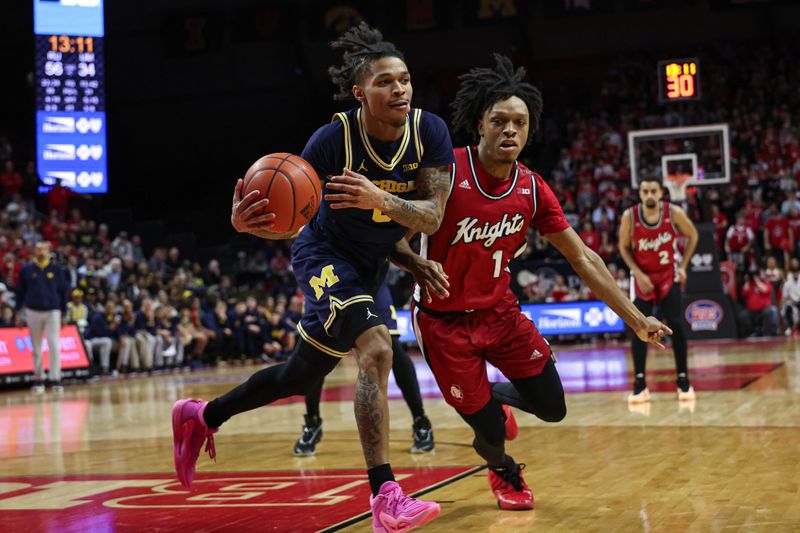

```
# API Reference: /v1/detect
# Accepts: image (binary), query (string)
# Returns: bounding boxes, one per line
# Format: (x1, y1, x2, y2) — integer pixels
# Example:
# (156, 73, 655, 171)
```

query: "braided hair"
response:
(328, 22, 405, 102)
(450, 54, 543, 144)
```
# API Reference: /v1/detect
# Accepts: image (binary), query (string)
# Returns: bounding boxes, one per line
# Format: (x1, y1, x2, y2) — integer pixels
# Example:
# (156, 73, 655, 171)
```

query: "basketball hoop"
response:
(664, 173, 692, 202)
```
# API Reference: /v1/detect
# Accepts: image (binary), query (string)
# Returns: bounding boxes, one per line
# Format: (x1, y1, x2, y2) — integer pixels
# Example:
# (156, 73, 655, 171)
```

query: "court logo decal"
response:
(0, 467, 474, 532)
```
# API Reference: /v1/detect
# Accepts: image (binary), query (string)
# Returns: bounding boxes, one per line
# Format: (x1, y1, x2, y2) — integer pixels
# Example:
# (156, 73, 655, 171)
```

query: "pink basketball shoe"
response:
(369, 481, 440, 532)
(172, 399, 218, 488)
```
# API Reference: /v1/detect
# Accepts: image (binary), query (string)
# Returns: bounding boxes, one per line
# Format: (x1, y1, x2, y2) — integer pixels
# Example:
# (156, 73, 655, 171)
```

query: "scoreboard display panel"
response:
(34, 0, 107, 193)
(658, 58, 701, 103)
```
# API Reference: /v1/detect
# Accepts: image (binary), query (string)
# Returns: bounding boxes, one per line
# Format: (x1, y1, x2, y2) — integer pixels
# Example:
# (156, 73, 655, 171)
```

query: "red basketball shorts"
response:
(411, 292, 552, 415)
(634, 270, 675, 305)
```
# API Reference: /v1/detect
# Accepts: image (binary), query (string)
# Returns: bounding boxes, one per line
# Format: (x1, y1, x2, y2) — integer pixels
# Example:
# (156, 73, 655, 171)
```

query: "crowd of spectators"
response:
(1, 145, 303, 374)
(508, 37, 800, 337)
(2, 35, 800, 375)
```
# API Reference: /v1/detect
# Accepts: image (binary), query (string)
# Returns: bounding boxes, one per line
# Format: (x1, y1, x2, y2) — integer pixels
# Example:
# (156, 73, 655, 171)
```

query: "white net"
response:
(664, 174, 691, 202)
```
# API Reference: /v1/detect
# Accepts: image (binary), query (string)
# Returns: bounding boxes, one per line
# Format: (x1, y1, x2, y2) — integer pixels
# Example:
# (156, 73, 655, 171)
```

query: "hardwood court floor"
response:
(0, 338, 799, 532)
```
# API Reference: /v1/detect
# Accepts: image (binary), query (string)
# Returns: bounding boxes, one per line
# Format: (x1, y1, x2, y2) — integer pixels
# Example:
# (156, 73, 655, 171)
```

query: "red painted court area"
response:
(0, 467, 476, 533)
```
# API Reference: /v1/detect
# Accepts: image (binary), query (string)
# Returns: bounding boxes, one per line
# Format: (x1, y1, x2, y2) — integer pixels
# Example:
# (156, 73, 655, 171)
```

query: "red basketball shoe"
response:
(502, 404, 518, 441)
(487, 463, 534, 510)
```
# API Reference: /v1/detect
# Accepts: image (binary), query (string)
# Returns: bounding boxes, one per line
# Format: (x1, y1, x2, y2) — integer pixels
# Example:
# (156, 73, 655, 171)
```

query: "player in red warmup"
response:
(618, 177, 698, 404)
(393, 55, 671, 511)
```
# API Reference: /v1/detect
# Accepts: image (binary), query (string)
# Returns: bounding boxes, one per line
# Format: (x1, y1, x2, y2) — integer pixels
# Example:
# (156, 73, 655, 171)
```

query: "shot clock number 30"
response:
(658, 58, 701, 103)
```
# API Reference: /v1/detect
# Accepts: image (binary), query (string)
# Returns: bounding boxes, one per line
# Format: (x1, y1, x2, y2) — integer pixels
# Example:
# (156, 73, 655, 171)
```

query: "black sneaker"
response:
(293, 414, 322, 456)
(410, 415, 434, 453)
(676, 374, 696, 401)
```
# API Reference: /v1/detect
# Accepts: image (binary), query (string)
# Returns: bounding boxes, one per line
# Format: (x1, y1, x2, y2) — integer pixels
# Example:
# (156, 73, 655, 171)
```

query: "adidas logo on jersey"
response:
(530, 349, 543, 360)
(458, 179, 471, 190)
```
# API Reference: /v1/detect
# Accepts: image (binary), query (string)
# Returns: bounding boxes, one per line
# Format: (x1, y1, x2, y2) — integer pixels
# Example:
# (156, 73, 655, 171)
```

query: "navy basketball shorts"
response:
(292, 239, 386, 358)
(374, 282, 399, 336)
(412, 291, 553, 415)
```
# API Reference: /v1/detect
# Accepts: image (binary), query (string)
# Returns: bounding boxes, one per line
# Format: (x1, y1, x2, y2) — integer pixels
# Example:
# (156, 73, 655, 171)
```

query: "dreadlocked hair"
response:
(450, 54, 543, 144)
(328, 22, 405, 102)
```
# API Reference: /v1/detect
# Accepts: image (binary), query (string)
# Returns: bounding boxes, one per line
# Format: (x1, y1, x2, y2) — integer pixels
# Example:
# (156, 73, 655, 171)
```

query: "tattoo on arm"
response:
(354, 370, 384, 468)
(382, 165, 450, 234)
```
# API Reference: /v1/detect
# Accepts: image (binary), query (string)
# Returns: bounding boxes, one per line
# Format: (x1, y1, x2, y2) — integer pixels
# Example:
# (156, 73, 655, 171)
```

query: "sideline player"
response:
(294, 281, 434, 456)
(618, 176, 699, 403)
(393, 55, 671, 510)
(172, 23, 452, 531)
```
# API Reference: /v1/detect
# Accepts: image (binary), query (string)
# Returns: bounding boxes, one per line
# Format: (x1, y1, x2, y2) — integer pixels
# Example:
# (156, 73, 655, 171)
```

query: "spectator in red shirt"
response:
(597, 231, 617, 260)
(578, 220, 600, 253)
(1, 161, 22, 200)
(549, 275, 574, 303)
(2, 253, 21, 288)
(725, 213, 755, 271)
(739, 273, 777, 336)
(711, 204, 728, 251)
(763, 204, 791, 267)
(47, 179, 80, 216)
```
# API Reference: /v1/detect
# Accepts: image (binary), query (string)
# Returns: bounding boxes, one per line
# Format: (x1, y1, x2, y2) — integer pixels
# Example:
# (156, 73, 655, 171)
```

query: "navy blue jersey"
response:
(291, 106, 451, 357)
(300, 107, 453, 249)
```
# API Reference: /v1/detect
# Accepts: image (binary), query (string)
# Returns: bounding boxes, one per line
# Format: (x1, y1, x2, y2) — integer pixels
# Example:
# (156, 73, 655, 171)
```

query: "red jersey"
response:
(629, 201, 679, 302)
(418, 146, 568, 312)
(789, 216, 800, 239)
(765, 217, 790, 249)
(713, 212, 728, 249)
(726, 224, 753, 253)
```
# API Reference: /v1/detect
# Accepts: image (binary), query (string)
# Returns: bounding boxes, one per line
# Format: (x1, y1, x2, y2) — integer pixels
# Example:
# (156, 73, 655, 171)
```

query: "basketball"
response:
(241, 153, 322, 234)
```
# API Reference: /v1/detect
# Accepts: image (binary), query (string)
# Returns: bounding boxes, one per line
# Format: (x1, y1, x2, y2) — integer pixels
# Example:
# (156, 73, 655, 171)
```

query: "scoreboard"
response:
(34, 0, 107, 193)
(658, 58, 701, 103)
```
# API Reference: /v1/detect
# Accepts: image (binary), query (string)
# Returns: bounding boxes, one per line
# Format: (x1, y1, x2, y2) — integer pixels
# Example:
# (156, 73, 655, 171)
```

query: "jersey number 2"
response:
(658, 250, 670, 265)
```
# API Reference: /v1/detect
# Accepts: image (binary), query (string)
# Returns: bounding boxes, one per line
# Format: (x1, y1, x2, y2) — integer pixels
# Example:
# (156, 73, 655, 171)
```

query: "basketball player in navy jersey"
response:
(391, 55, 671, 511)
(172, 23, 452, 531)
(293, 280, 434, 456)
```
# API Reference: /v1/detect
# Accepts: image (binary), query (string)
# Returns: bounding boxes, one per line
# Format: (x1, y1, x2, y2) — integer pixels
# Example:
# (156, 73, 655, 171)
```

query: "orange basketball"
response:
(241, 153, 322, 234)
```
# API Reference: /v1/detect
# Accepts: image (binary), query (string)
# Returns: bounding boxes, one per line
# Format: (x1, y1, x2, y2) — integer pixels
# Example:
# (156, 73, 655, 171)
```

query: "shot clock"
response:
(34, 0, 107, 193)
(658, 58, 701, 103)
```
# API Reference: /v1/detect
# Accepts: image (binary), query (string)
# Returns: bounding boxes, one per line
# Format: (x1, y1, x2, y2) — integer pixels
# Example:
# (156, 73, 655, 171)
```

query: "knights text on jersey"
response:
(630, 201, 679, 276)
(418, 146, 568, 312)
(298, 107, 453, 252)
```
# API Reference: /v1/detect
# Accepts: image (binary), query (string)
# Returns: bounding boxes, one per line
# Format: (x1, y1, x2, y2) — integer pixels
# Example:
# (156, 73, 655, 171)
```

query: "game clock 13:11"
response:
(34, 0, 107, 194)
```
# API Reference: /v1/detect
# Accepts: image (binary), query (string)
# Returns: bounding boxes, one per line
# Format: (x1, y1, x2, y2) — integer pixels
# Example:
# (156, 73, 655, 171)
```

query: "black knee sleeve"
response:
(204, 339, 339, 428)
(390, 336, 425, 418)
(507, 358, 567, 423)
(459, 400, 506, 466)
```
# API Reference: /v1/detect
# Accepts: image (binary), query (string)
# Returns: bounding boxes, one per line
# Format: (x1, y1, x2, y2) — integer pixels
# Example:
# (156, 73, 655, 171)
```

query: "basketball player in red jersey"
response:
(392, 55, 671, 511)
(618, 177, 699, 403)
